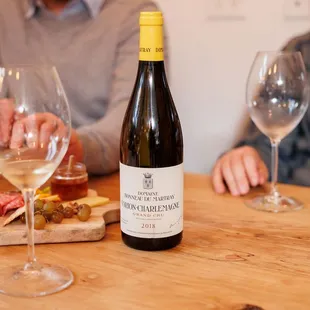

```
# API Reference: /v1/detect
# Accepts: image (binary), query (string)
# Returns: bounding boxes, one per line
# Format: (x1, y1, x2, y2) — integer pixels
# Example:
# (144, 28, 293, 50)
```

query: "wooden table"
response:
(0, 173, 310, 309)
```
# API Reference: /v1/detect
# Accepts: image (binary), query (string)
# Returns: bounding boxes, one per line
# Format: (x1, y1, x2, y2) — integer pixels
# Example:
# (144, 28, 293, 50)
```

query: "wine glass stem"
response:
(22, 188, 38, 271)
(270, 140, 280, 199)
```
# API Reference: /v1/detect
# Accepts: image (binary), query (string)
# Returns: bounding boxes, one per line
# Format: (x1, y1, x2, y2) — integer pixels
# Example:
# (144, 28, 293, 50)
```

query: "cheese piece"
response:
(62, 196, 110, 208)
(35, 194, 60, 201)
(3, 206, 25, 227)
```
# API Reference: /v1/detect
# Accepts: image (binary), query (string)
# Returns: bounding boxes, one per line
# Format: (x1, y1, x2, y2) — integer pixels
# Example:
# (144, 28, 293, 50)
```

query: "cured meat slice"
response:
(0, 194, 18, 207)
(2, 196, 24, 216)
(0, 193, 23, 216)
(0, 194, 19, 215)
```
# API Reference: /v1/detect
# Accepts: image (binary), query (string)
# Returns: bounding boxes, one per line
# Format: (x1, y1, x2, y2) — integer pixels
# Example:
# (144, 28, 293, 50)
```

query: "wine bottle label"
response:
(120, 163, 183, 239)
(139, 26, 164, 61)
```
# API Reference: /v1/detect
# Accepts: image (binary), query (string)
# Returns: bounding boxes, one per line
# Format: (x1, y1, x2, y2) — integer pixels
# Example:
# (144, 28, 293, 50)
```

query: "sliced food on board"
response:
(0, 186, 110, 229)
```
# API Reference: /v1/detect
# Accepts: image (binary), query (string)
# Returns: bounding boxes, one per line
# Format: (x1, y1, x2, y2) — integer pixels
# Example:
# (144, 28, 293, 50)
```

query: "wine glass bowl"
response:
(246, 51, 309, 212)
(0, 66, 73, 297)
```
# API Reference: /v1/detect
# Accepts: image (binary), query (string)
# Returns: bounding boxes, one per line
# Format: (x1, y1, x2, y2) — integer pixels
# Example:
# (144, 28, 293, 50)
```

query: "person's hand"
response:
(0, 99, 84, 162)
(11, 112, 82, 158)
(63, 129, 84, 163)
(10, 112, 84, 163)
(211, 146, 269, 196)
(0, 99, 14, 148)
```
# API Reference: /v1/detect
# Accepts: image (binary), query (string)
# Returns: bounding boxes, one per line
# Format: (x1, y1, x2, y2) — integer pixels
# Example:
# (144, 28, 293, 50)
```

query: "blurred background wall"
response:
(156, 0, 310, 173)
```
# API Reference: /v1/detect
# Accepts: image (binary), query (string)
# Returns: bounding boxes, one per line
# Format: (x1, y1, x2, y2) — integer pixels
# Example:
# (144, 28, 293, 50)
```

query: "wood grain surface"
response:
(0, 173, 309, 309)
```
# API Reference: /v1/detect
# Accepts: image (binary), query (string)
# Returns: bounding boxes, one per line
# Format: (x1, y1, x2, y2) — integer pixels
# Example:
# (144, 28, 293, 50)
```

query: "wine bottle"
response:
(120, 11, 184, 251)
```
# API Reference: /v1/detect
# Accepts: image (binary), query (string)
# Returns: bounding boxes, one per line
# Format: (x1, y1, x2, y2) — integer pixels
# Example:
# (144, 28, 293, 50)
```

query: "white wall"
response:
(156, 0, 310, 174)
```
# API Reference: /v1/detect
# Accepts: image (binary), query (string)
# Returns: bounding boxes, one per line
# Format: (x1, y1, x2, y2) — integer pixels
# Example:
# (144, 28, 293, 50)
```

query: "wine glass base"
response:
(245, 194, 303, 213)
(0, 263, 74, 297)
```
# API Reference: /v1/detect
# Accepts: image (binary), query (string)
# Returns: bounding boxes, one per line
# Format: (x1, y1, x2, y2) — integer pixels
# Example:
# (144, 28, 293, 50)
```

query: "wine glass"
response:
(0, 65, 73, 297)
(245, 51, 309, 212)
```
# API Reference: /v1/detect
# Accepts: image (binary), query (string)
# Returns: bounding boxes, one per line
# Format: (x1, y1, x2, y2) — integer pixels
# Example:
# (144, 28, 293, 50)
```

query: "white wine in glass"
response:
(0, 65, 73, 297)
(246, 51, 309, 212)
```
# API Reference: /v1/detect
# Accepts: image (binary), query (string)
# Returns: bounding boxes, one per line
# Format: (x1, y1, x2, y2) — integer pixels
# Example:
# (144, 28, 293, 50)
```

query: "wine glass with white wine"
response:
(0, 65, 73, 297)
(246, 51, 309, 212)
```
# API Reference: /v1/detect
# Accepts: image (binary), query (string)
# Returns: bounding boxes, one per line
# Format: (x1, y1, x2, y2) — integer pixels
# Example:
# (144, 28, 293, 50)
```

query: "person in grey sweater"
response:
(212, 31, 310, 196)
(0, 0, 161, 175)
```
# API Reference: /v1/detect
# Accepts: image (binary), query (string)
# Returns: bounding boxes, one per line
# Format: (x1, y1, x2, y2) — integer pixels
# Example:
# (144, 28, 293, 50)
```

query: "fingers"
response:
(25, 114, 51, 148)
(63, 129, 84, 164)
(53, 120, 68, 143)
(243, 153, 260, 187)
(231, 155, 250, 195)
(258, 160, 269, 184)
(9, 114, 60, 149)
(211, 146, 268, 197)
(39, 122, 56, 147)
(211, 163, 226, 194)
(243, 150, 268, 186)
(222, 159, 240, 196)
(0, 99, 14, 147)
(10, 121, 25, 149)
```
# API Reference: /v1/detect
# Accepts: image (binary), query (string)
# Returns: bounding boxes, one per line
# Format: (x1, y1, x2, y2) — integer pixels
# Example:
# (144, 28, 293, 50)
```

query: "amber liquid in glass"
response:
(51, 176, 88, 201)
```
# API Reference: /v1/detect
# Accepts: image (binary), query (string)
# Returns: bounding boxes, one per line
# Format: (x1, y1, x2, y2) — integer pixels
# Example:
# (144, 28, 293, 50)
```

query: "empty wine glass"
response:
(0, 65, 73, 297)
(245, 51, 309, 212)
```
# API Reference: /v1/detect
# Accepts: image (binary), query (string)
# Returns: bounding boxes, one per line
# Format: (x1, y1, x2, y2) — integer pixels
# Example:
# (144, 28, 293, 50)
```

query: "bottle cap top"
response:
(140, 12, 163, 26)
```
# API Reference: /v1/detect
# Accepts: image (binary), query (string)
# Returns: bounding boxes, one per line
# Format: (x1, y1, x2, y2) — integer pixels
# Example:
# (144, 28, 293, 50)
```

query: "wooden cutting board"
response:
(0, 201, 120, 246)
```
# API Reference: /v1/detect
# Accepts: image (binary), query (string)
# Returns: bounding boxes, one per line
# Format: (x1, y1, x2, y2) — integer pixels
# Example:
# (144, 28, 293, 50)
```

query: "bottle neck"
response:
(139, 24, 164, 62)
(136, 61, 167, 85)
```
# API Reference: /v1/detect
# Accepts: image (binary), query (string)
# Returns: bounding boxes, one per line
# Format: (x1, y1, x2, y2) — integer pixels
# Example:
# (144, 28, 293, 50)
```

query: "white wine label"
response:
(120, 163, 184, 239)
